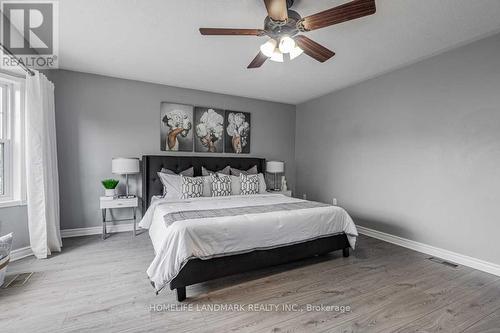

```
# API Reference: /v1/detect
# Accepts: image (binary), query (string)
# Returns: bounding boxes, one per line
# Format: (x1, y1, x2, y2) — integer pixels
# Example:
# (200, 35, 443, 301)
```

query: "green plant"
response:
(101, 179, 119, 190)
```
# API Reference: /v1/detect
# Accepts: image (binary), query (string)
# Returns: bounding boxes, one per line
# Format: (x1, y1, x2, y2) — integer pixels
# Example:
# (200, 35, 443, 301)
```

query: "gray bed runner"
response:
(164, 201, 331, 226)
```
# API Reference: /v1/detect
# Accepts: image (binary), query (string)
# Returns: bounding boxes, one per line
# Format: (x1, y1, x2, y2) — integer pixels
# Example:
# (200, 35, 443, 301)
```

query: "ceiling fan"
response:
(199, 0, 376, 69)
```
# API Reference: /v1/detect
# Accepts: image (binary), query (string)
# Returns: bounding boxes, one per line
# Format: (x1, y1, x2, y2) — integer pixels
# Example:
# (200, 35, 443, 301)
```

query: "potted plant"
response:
(101, 179, 119, 197)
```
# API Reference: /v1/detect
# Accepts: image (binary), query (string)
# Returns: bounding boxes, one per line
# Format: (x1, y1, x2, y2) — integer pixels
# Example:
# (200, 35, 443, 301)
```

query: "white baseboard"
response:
(10, 246, 34, 261)
(10, 224, 135, 262)
(357, 225, 500, 277)
(60, 223, 134, 238)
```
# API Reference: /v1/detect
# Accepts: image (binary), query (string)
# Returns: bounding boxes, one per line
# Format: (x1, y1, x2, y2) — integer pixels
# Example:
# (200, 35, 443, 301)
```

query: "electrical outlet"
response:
(332, 198, 338, 206)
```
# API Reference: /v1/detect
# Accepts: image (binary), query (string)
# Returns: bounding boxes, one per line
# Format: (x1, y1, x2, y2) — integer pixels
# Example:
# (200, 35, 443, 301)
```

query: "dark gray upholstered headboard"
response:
(142, 155, 265, 211)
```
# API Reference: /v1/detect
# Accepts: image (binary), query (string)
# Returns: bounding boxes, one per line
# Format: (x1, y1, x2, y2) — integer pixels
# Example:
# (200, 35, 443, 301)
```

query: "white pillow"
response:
(202, 176, 212, 197)
(157, 172, 182, 199)
(230, 175, 241, 195)
(258, 173, 267, 194)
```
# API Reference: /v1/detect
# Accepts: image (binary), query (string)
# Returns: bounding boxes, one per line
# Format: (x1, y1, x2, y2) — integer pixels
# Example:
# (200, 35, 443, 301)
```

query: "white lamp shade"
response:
(112, 158, 140, 174)
(270, 49, 284, 63)
(260, 39, 277, 58)
(266, 161, 284, 173)
(290, 45, 304, 60)
(279, 36, 296, 54)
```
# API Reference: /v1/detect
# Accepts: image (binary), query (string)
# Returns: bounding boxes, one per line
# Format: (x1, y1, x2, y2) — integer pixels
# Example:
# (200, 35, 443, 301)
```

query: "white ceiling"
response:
(59, 0, 500, 104)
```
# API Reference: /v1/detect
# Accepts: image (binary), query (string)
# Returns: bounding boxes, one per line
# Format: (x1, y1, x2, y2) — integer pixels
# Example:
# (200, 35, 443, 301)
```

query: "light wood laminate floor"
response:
(1, 232, 500, 333)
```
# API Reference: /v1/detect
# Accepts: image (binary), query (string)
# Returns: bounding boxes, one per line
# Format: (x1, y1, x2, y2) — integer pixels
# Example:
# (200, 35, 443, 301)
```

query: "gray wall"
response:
(49, 70, 296, 230)
(0, 206, 29, 251)
(296, 33, 500, 265)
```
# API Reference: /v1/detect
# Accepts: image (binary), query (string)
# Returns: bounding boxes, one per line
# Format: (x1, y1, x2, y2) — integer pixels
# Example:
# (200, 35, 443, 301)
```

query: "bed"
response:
(139, 155, 358, 301)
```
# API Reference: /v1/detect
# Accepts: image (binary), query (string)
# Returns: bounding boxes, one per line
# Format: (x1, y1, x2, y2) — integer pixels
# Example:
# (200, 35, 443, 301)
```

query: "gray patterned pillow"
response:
(161, 167, 194, 177)
(202, 166, 230, 176)
(240, 173, 260, 195)
(181, 176, 204, 199)
(210, 173, 231, 197)
(230, 165, 258, 176)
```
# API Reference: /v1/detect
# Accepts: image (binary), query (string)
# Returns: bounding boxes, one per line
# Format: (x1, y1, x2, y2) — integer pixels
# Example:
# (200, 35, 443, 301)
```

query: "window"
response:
(0, 73, 25, 207)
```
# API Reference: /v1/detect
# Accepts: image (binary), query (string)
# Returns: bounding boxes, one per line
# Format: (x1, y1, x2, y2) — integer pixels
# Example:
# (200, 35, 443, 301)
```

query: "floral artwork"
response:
(160, 103, 193, 151)
(194, 107, 224, 153)
(224, 111, 250, 154)
(160, 103, 252, 154)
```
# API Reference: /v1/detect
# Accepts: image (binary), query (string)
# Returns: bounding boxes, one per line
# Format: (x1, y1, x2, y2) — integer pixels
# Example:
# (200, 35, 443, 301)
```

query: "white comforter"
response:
(139, 194, 358, 292)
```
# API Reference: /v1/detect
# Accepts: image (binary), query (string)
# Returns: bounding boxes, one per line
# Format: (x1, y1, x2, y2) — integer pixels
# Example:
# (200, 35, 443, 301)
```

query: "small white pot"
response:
(104, 188, 116, 197)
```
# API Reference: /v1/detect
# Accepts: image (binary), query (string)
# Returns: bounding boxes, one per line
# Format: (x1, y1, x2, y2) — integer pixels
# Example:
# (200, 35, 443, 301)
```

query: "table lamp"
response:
(112, 157, 140, 198)
(266, 161, 285, 191)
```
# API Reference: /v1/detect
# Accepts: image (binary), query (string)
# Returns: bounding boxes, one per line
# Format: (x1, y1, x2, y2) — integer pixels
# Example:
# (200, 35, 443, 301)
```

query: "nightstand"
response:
(267, 190, 292, 197)
(99, 196, 138, 239)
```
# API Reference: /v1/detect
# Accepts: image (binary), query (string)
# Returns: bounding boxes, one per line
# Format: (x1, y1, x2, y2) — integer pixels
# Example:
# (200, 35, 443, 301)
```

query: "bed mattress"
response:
(139, 193, 358, 292)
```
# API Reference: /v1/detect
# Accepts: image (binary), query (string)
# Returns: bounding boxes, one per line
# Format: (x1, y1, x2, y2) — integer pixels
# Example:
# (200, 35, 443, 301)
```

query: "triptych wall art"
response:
(160, 102, 251, 154)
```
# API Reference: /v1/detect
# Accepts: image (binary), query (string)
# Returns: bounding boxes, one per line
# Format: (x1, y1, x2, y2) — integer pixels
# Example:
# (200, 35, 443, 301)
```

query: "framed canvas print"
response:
(194, 107, 225, 153)
(160, 102, 194, 152)
(224, 111, 251, 154)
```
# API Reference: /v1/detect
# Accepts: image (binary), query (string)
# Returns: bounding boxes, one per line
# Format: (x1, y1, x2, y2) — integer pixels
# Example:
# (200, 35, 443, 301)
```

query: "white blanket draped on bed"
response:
(139, 194, 358, 292)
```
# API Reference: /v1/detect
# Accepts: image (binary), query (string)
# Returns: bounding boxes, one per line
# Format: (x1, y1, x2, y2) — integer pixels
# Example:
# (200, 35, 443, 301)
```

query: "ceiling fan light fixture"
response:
(200, 0, 377, 69)
(270, 49, 284, 63)
(260, 39, 278, 58)
(279, 36, 296, 54)
(289, 45, 304, 60)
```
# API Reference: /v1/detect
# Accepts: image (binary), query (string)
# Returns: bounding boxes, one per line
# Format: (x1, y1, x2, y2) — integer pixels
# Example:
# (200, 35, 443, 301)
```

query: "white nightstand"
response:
(267, 190, 292, 197)
(99, 196, 139, 239)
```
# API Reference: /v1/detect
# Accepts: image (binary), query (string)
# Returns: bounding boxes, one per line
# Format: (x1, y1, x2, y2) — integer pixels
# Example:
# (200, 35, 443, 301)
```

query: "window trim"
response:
(0, 139, 13, 200)
(0, 72, 25, 208)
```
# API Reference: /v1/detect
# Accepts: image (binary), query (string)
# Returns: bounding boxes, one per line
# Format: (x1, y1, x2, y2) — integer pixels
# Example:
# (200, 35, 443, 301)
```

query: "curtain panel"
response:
(26, 71, 62, 258)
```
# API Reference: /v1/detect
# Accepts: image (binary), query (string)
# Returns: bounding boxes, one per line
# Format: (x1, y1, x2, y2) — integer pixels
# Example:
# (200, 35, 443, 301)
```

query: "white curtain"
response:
(26, 71, 62, 259)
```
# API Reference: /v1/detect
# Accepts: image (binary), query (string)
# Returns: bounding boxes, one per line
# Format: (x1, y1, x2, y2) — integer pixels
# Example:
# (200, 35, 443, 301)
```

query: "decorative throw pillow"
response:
(230, 165, 258, 176)
(202, 175, 241, 196)
(210, 173, 231, 197)
(202, 166, 230, 176)
(161, 167, 194, 177)
(181, 176, 204, 199)
(240, 173, 260, 195)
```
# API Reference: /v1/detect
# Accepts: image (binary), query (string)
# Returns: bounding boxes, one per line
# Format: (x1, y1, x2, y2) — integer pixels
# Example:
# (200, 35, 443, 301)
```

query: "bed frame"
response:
(142, 155, 350, 301)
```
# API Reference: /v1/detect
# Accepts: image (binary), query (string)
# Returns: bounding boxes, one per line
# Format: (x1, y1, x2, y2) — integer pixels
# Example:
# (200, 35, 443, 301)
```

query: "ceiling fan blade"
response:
(294, 35, 335, 63)
(247, 51, 269, 69)
(263, 0, 288, 22)
(299, 0, 376, 32)
(199, 28, 265, 36)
